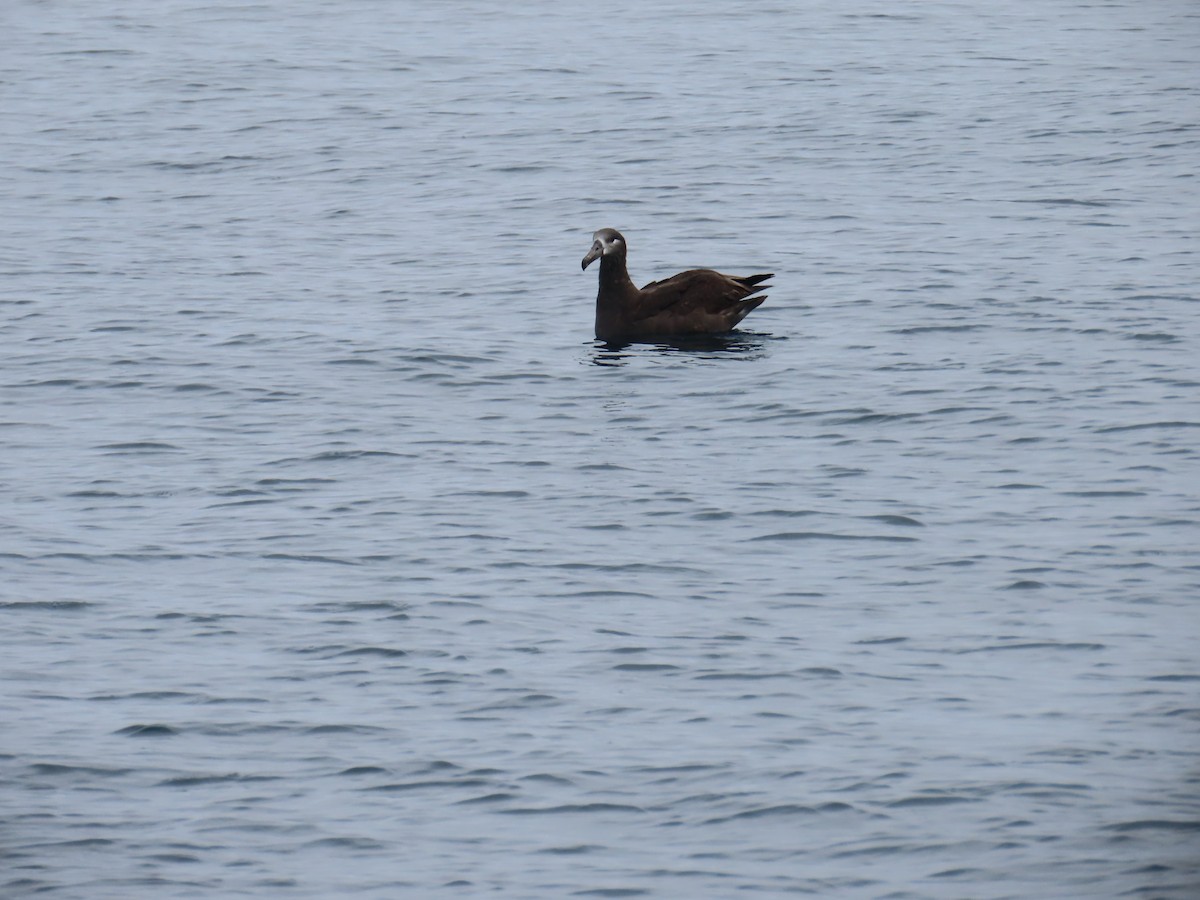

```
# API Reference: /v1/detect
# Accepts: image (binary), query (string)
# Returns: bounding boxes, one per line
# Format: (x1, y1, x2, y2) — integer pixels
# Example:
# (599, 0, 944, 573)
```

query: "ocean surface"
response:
(3, 1, 1199, 897)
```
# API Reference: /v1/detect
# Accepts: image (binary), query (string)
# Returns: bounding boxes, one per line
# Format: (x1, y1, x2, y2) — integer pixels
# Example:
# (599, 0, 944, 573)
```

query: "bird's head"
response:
(581, 228, 626, 270)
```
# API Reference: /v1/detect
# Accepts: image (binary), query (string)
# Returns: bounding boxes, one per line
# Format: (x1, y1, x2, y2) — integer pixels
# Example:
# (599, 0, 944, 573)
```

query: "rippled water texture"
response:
(3, 1, 1199, 897)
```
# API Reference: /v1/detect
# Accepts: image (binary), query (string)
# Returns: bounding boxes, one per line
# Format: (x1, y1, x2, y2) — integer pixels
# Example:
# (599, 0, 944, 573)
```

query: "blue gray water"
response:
(3, 1, 1199, 897)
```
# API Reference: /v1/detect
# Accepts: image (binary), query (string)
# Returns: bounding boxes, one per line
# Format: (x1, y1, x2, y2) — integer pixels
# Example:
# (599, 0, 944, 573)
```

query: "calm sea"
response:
(3, 1, 1198, 897)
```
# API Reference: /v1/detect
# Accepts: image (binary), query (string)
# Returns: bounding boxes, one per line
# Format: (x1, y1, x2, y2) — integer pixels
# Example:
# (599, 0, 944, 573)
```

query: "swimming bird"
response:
(581, 228, 772, 342)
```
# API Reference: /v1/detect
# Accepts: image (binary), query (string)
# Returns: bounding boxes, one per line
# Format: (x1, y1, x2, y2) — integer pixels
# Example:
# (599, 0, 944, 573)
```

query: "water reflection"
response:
(589, 331, 778, 366)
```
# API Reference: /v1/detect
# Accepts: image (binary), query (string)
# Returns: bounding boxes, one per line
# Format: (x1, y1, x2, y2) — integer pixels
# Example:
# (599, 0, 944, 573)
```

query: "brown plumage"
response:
(581, 228, 772, 342)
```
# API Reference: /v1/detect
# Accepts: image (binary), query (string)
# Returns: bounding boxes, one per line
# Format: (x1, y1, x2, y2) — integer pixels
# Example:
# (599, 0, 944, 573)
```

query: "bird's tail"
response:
(736, 273, 773, 293)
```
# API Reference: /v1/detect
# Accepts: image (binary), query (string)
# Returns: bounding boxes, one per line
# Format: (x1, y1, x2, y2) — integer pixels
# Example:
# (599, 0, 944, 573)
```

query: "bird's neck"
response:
(594, 254, 639, 341)
(597, 255, 637, 302)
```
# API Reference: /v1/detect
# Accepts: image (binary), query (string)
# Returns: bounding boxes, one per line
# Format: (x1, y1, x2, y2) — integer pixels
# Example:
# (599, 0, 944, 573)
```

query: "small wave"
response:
(860, 514, 924, 527)
(92, 691, 197, 701)
(454, 792, 517, 805)
(115, 723, 179, 737)
(308, 449, 406, 461)
(0, 600, 92, 611)
(1013, 197, 1112, 207)
(30, 763, 132, 777)
(825, 411, 923, 425)
(158, 774, 281, 787)
(172, 382, 223, 392)
(551, 562, 708, 574)
(302, 836, 386, 850)
(96, 441, 181, 452)
(559, 590, 656, 599)
(612, 663, 680, 672)
(703, 803, 853, 824)
(1060, 490, 1145, 497)
(959, 642, 1105, 654)
(500, 803, 645, 815)
(365, 779, 495, 793)
(886, 794, 977, 808)
(331, 647, 408, 658)
(748, 532, 918, 543)
(303, 600, 409, 612)
(1102, 819, 1200, 832)
(891, 324, 984, 334)
(1095, 421, 1200, 433)
(261, 553, 360, 565)
(305, 724, 390, 734)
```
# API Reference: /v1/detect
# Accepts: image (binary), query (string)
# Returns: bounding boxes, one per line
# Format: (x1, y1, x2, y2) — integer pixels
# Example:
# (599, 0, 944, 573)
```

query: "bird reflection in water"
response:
(589, 331, 778, 366)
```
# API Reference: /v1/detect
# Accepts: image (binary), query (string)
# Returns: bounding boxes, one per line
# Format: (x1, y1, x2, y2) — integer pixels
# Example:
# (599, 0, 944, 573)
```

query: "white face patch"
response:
(593, 231, 623, 255)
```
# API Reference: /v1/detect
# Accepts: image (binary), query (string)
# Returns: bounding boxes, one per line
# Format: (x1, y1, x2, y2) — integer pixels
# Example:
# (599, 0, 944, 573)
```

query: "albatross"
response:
(581, 228, 772, 342)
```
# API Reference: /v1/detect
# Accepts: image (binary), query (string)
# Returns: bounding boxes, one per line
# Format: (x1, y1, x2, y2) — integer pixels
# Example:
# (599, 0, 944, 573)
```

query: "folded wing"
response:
(633, 270, 773, 327)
